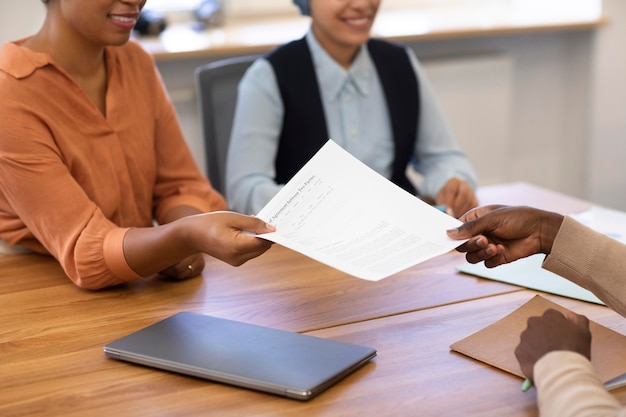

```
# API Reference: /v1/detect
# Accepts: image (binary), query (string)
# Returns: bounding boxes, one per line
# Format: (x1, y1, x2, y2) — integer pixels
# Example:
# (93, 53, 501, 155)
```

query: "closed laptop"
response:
(104, 312, 376, 400)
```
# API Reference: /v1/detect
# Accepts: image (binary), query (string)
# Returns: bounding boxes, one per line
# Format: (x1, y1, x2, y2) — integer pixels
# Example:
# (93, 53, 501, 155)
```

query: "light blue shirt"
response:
(226, 31, 477, 214)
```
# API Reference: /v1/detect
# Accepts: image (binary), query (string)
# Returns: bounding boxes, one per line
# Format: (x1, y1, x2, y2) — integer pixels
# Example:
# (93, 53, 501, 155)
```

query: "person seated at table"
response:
(225, 0, 478, 217)
(447, 205, 626, 416)
(0, 0, 274, 290)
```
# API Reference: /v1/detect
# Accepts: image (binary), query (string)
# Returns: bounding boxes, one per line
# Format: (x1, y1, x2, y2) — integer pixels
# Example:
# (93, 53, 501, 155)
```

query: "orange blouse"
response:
(0, 40, 226, 289)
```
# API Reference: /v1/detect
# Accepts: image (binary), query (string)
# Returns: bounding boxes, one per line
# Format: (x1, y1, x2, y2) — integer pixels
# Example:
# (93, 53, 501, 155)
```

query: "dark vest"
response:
(266, 37, 420, 194)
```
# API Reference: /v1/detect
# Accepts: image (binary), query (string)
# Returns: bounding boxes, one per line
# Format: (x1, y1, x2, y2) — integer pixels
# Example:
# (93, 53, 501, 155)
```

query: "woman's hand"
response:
(123, 211, 275, 278)
(189, 211, 275, 267)
(514, 309, 591, 381)
(446, 205, 564, 267)
(435, 177, 478, 219)
(159, 253, 205, 280)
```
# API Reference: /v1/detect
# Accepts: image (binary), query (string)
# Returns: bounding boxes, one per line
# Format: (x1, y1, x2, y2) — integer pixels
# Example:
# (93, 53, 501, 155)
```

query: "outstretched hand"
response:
(446, 205, 564, 267)
(123, 211, 275, 279)
(190, 211, 275, 267)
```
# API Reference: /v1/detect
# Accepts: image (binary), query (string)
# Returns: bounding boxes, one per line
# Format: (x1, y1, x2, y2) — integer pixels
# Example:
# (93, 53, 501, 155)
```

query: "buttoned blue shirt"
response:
(226, 30, 477, 214)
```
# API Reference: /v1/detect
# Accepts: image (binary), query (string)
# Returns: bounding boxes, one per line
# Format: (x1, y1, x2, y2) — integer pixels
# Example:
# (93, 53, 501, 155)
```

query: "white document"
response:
(255, 140, 465, 281)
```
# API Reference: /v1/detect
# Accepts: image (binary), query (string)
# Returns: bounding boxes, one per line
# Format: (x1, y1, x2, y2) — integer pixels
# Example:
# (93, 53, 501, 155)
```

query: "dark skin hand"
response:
(155, 206, 271, 281)
(124, 211, 275, 280)
(515, 308, 591, 382)
(446, 205, 564, 267)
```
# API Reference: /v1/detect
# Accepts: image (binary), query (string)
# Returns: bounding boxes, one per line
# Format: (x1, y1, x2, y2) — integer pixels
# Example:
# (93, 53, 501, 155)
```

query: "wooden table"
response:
(2, 182, 624, 416)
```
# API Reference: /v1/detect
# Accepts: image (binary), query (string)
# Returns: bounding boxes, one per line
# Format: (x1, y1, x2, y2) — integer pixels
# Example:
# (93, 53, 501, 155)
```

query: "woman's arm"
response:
(225, 59, 284, 214)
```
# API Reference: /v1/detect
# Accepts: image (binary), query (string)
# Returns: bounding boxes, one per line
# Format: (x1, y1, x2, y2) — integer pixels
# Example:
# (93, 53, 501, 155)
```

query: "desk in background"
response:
(1, 182, 624, 417)
(137, 2, 606, 60)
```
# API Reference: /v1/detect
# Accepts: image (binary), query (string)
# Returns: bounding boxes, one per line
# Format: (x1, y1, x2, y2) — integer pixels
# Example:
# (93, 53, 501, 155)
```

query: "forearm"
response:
(122, 211, 274, 277)
(543, 216, 626, 317)
(160, 205, 204, 224)
(122, 217, 198, 277)
(226, 58, 283, 214)
(535, 351, 623, 417)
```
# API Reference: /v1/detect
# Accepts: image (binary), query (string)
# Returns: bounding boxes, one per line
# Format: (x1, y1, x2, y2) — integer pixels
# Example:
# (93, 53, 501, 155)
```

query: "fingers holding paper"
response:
(446, 205, 564, 268)
(191, 212, 275, 266)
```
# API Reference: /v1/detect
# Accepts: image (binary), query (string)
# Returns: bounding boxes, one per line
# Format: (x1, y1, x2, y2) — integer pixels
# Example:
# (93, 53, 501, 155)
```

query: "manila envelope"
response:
(450, 295, 626, 387)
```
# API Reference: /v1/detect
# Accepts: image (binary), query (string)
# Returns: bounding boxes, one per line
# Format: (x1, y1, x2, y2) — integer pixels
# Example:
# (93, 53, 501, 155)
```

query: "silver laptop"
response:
(103, 312, 376, 400)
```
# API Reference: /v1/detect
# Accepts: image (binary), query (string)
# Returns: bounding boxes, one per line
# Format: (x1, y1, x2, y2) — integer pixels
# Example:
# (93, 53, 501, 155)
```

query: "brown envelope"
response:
(450, 295, 626, 384)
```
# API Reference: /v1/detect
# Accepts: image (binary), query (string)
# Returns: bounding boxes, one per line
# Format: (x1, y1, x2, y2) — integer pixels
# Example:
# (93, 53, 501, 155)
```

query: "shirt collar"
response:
(305, 30, 372, 102)
(0, 40, 116, 86)
(0, 39, 52, 80)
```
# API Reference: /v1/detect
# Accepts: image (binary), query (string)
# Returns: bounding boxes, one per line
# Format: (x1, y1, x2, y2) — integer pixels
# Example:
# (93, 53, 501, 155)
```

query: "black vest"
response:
(266, 37, 420, 194)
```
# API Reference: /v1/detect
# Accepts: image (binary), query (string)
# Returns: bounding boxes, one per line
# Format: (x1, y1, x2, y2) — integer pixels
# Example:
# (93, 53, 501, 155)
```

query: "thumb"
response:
(243, 216, 275, 234)
(447, 222, 473, 239)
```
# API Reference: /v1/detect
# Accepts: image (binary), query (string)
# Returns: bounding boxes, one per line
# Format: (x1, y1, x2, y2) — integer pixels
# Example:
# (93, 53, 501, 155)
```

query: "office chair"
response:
(194, 54, 259, 196)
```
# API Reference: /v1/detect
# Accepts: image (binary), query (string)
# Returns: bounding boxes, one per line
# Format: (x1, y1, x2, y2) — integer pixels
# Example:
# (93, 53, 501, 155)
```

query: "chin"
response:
(343, 33, 370, 47)
(107, 34, 133, 46)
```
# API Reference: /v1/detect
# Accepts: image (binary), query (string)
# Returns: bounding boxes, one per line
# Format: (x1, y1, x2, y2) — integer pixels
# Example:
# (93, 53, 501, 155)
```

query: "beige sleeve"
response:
(542, 216, 626, 317)
(534, 351, 625, 417)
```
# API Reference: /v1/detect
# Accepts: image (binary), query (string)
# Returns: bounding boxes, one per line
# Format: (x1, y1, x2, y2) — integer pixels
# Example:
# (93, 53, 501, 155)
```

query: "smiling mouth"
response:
(110, 15, 138, 24)
(345, 17, 371, 25)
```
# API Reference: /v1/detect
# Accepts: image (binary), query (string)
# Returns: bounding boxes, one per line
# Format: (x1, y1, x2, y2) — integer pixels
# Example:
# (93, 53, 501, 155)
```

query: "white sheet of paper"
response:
(255, 140, 465, 281)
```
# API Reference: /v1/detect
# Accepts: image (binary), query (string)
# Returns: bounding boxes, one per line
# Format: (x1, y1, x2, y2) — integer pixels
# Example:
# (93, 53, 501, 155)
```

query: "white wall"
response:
(412, 31, 594, 201)
(422, 54, 514, 187)
(588, 0, 626, 210)
(0, 0, 46, 44)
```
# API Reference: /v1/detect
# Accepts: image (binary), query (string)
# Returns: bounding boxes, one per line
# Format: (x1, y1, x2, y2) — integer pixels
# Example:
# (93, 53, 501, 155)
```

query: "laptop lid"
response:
(103, 312, 376, 400)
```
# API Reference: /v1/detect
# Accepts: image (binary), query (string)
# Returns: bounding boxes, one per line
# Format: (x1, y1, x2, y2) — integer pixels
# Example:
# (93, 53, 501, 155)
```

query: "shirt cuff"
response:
(103, 227, 141, 280)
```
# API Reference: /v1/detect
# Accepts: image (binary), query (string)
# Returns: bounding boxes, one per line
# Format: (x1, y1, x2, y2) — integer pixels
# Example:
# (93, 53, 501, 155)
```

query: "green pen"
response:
(521, 378, 533, 392)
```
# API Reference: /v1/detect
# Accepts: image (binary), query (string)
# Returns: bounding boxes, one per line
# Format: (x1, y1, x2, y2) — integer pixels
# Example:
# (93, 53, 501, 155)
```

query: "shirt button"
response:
(348, 128, 357, 137)
(344, 94, 352, 102)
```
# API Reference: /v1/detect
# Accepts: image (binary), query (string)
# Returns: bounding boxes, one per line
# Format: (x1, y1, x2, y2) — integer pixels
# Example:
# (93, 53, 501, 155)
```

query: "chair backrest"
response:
(194, 55, 259, 195)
